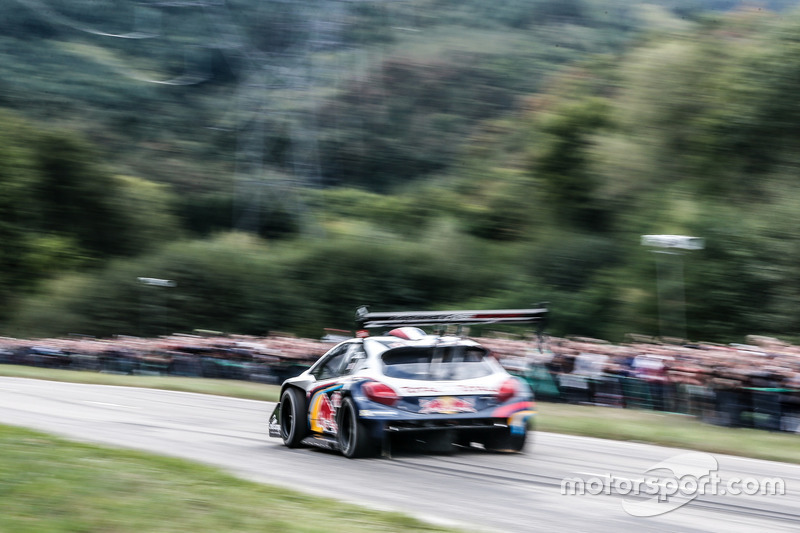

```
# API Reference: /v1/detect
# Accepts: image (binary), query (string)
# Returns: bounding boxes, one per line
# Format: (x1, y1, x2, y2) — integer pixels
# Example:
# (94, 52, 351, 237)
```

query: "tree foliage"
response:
(0, 112, 180, 319)
(8, 2, 800, 343)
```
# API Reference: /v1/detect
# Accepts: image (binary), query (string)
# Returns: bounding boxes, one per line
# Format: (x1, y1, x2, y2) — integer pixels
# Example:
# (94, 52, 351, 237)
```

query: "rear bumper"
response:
(383, 417, 507, 433)
(363, 405, 537, 435)
(267, 398, 536, 442)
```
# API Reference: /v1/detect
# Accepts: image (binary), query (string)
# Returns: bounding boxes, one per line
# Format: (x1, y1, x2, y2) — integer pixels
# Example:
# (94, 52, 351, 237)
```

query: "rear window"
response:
(381, 346, 494, 381)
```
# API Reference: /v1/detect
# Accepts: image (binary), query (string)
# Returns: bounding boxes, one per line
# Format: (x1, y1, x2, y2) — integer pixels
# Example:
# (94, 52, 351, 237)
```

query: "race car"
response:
(268, 306, 547, 458)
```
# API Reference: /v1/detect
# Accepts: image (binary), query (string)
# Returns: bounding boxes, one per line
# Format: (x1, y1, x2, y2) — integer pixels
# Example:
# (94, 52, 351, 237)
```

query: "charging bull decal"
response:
(419, 396, 476, 414)
(309, 385, 343, 434)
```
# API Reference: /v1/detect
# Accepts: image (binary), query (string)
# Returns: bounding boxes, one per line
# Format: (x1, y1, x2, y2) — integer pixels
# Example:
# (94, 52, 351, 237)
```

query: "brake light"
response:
(363, 382, 400, 406)
(497, 378, 519, 403)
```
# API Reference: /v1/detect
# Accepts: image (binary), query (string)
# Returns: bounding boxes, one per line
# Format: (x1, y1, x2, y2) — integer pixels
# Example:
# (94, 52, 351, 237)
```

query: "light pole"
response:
(641, 235, 704, 341)
(137, 277, 177, 336)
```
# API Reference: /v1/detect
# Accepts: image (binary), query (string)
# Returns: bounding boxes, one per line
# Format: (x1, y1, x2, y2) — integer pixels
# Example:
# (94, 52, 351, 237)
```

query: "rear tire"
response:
(337, 397, 374, 458)
(280, 388, 308, 448)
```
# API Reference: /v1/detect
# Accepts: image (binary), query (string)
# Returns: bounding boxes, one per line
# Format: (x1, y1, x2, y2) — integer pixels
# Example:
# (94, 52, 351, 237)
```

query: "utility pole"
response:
(641, 235, 704, 341)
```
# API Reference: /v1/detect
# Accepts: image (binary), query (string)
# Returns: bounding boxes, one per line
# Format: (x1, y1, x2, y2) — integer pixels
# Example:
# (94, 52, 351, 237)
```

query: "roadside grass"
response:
(0, 424, 458, 533)
(536, 402, 800, 465)
(0, 364, 280, 402)
(1, 365, 798, 464)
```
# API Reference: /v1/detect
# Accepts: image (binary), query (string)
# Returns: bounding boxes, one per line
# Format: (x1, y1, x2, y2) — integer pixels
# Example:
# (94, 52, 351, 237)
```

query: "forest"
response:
(3, 0, 800, 343)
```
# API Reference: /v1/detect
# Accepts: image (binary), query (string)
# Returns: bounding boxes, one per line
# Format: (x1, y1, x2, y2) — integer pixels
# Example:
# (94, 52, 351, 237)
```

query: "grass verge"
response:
(0, 424, 458, 533)
(536, 402, 800, 464)
(0, 364, 280, 402)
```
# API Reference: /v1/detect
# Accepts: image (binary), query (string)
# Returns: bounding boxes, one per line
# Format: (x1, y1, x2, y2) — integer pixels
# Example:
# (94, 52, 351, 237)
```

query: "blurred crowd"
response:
(2, 331, 800, 433)
(0, 333, 328, 384)
(487, 334, 800, 433)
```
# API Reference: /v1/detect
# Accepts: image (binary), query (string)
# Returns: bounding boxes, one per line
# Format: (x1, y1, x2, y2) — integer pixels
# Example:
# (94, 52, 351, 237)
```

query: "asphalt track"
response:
(0, 376, 798, 532)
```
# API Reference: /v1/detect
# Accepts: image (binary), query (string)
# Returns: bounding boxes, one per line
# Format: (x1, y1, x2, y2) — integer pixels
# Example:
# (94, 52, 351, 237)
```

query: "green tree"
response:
(529, 98, 610, 229)
(0, 114, 40, 312)
(32, 131, 131, 255)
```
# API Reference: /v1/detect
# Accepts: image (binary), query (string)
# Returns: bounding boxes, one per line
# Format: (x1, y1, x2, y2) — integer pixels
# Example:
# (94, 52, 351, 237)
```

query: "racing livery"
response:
(268, 306, 547, 458)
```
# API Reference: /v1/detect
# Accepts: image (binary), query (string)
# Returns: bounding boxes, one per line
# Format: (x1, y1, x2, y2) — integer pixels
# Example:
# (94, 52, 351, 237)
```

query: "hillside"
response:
(4, 1, 800, 343)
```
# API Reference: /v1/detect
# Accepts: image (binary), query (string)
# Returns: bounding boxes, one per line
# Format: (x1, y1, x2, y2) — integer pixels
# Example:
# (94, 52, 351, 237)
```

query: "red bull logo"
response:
(311, 390, 342, 434)
(419, 396, 476, 414)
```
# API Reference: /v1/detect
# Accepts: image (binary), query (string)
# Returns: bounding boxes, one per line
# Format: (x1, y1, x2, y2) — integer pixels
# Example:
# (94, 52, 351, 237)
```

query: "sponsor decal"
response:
(359, 409, 399, 417)
(402, 386, 442, 395)
(419, 396, 477, 414)
(402, 385, 495, 395)
(331, 390, 342, 409)
(310, 385, 343, 434)
(316, 393, 338, 433)
(268, 415, 281, 437)
(492, 401, 535, 418)
(509, 410, 535, 434)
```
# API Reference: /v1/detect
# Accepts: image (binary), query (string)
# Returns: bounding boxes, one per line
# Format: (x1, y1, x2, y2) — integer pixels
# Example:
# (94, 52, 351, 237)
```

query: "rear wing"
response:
(355, 306, 548, 330)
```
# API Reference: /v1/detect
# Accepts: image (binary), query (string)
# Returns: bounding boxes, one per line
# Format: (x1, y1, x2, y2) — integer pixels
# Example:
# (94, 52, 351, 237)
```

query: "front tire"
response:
(280, 388, 308, 448)
(337, 397, 374, 458)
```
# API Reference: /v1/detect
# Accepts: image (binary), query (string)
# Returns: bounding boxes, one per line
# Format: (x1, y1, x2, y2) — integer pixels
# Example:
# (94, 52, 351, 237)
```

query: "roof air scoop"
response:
(387, 327, 427, 341)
